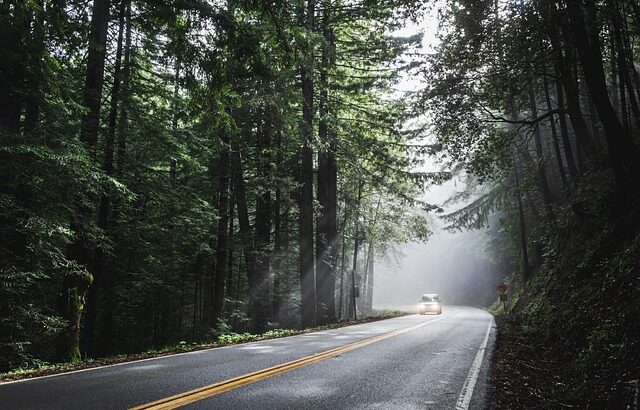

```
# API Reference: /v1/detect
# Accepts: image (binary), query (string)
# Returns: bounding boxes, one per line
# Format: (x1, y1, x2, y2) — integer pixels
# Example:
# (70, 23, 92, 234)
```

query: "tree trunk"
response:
(60, 0, 110, 363)
(231, 134, 257, 319)
(349, 182, 363, 320)
(338, 219, 347, 320)
(365, 242, 374, 316)
(80, 0, 110, 156)
(83, 0, 128, 357)
(609, 21, 620, 122)
(298, 0, 316, 328)
(566, 0, 640, 193)
(254, 108, 273, 332)
(554, 76, 579, 180)
(609, 0, 640, 132)
(192, 254, 203, 341)
(527, 79, 556, 220)
(315, 4, 337, 325)
(212, 131, 231, 328)
(58, 274, 93, 363)
(225, 189, 235, 314)
(272, 128, 284, 322)
(513, 157, 531, 281)
(541, 0, 598, 167)
(0, 1, 29, 135)
(542, 61, 570, 194)
(24, 1, 45, 136)
(116, 0, 132, 178)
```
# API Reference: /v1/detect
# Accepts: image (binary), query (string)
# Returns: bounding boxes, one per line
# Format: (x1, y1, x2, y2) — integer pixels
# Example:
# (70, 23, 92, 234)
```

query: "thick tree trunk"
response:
(338, 219, 347, 320)
(365, 242, 374, 315)
(60, 0, 110, 363)
(315, 4, 337, 325)
(554, 76, 579, 181)
(559, 54, 598, 169)
(254, 108, 273, 332)
(58, 273, 93, 363)
(278, 192, 292, 325)
(116, 1, 132, 178)
(361, 194, 381, 316)
(192, 254, 203, 341)
(528, 79, 556, 220)
(609, 22, 620, 120)
(272, 128, 284, 322)
(104, 0, 126, 178)
(298, 0, 316, 328)
(83, 0, 128, 357)
(24, 1, 45, 136)
(542, 62, 570, 194)
(212, 131, 231, 328)
(362, 241, 372, 316)
(0, 2, 29, 135)
(80, 0, 110, 156)
(231, 134, 257, 319)
(225, 190, 235, 315)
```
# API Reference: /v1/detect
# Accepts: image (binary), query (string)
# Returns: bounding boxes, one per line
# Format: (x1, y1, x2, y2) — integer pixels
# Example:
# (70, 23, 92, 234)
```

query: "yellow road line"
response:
(129, 316, 445, 410)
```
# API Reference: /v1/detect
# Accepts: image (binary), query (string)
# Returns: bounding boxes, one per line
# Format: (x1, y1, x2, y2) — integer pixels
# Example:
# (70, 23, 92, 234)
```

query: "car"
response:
(418, 293, 442, 315)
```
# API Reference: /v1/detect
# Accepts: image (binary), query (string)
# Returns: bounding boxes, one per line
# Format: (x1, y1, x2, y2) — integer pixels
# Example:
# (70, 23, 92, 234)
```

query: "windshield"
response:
(421, 295, 439, 302)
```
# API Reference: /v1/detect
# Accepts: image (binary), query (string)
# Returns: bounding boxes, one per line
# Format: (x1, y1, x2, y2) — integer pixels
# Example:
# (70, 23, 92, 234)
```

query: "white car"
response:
(418, 294, 442, 315)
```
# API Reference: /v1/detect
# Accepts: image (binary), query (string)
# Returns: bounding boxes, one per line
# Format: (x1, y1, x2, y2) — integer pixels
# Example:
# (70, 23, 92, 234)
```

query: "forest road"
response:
(0, 306, 495, 410)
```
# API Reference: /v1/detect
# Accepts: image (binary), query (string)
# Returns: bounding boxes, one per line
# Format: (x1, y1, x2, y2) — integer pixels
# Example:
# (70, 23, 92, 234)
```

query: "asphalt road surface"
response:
(0, 306, 495, 410)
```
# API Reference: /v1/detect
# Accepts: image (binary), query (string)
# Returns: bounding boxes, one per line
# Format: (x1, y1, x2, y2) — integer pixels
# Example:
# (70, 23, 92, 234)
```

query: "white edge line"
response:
(0, 313, 432, 386)
(455, 317, 494, 410)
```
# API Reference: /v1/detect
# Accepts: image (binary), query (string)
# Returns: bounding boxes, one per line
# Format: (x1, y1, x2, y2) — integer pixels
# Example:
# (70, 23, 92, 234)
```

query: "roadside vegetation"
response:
(420, 0, 640, 408)
(0, 309, 405, 382)
(490, 198, 639, 408)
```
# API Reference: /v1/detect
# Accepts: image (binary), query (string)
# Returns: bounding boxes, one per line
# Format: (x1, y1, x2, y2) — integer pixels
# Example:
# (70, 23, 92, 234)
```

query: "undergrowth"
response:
(0, 309, 406, 382)
(491, 198, 640, 409)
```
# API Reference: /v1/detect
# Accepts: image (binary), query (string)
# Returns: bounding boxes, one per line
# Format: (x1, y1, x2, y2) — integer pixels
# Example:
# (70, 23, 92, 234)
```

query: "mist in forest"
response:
(373, 4, 502, 310)
(373, 228, 501, 310)
(373, 177, 502, 310)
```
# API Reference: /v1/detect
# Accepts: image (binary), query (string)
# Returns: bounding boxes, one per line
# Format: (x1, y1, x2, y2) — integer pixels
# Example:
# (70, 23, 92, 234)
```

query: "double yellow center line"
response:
(130, 316, 445, 410)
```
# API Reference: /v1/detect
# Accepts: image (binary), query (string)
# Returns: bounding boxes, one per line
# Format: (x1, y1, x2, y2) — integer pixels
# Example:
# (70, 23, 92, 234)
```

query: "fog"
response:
(373, 227, 501, 310)
(372, 6, 502, 311)
(373, 178, 502, 311)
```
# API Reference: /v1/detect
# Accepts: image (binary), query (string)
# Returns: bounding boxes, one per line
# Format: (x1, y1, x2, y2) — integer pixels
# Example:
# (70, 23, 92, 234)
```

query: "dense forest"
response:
(2, 0, 640, 406)
(0, 0, 436, 370)
(422, 0, 640, 407)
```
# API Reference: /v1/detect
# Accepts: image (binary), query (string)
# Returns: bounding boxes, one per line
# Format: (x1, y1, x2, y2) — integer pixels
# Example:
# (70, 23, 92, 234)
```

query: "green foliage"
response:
(0, 0, 434, 372)
(217, 329, 297, 345)
(422, 1, 640, 407)
(0, 137, 102, 370)
(499, 222, 640, 407)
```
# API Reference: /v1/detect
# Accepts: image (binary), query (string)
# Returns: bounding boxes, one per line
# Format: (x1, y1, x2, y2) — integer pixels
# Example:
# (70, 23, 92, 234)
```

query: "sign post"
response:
(497, 282, 509, 313)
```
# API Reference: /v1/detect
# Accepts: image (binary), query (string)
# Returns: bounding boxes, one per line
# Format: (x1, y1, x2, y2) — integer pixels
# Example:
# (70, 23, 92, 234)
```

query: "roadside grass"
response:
(487, 298, 504, 316)
(0, 309, 406, 383)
